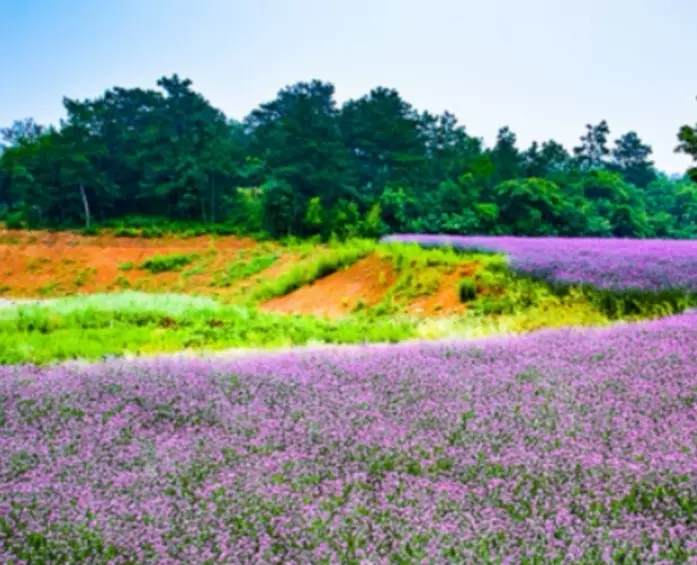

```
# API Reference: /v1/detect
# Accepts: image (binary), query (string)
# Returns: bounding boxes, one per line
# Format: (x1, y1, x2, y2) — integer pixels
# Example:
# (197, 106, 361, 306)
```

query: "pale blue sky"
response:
(2, 0, 696, 173)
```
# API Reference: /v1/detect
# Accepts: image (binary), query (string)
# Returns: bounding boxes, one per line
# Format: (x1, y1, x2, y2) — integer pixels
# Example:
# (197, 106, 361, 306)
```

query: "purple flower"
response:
(2, 312, 697, 562)
(382, 234, 697, 292)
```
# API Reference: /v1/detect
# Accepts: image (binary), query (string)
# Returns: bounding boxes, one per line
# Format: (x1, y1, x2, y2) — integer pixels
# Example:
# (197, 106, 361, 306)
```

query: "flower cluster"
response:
(2, 313, 697, 563)
(382, 234, 697, 291)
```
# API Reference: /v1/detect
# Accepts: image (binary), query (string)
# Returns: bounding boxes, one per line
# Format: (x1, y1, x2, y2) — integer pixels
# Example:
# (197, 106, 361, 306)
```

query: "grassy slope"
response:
(2, 233, 696, 364)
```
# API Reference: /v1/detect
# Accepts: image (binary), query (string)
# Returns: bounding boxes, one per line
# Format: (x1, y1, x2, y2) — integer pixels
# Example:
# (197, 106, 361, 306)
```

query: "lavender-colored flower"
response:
(382, 234, 697, 292)
(2, 313, 697, 563)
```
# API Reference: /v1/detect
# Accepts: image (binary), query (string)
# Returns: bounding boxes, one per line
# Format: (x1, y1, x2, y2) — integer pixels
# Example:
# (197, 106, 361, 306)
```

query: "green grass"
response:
(0, 291, 222, 321)
(249, 239, 375, 303)
(0, 292, 413, 364)
(140, 253, 198, 274)
(371, 243, 492, 313)
(212, 250, 278, 288)
(103, 216, 248, 238)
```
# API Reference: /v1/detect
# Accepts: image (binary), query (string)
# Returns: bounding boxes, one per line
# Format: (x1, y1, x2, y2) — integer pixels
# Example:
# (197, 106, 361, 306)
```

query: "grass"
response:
(0, 292, 413, 364)
(26, 257, 51, 273)
(211, 249, 278, 288)
(37, 280, 60, 297)
(140, 253, 198, 274)
(0, 288, 689, 366)
(373, 243, 489, 313)
(249, 239, 375, 303)
(73, 268, 96, 288)
(102, 216, 246, 238)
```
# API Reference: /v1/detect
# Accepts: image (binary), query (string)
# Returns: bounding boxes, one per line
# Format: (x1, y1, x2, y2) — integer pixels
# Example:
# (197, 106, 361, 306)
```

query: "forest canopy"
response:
(2, 75, 697, 239)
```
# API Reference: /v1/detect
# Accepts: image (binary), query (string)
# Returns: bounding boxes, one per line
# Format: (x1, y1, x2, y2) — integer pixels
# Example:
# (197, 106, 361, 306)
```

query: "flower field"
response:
(382, 234, 697, 292)
(3, 313, 697, 563)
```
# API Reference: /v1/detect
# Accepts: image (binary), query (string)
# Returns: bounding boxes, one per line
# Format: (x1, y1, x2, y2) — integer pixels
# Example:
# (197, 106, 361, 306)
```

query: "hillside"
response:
(1, 228, 696, 364)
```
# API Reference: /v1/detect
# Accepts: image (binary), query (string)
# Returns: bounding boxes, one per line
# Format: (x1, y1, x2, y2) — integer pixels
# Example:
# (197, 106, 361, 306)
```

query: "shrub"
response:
(81, 225, 100, 236)
(114, 226, 140, 238)
(5, 212, 24, 230)
(140, 253, 197, 274)
(458, 278, 478, 302)
(141, 226, 165, 238)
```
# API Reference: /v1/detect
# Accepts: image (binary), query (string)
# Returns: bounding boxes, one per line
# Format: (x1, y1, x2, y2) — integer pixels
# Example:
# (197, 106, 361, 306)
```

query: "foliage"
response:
(458, 277, 478, 302)
(1, 76, 696, 239)
(140, 253, 197, 274)
(212, 250, 278, 288)
(677, 96, 697, 183)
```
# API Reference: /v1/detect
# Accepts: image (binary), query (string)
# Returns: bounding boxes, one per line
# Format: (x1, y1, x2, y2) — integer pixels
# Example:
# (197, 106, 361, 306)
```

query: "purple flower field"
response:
(3, 313, 697, 563)
(382, 234, 697, 292)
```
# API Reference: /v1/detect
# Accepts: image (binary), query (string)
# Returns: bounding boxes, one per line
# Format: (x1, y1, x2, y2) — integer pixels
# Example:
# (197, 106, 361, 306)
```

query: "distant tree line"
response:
(1, 75, 697, 239)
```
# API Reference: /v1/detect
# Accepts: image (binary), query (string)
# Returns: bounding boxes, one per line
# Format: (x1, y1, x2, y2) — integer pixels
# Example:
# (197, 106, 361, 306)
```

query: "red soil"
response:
(261, 254, 397, 319)
(0, 229, 484, 320)
(0, 229, 257, 298)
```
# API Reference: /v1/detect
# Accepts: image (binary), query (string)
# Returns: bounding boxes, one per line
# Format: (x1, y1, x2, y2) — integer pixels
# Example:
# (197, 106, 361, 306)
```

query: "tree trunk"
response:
(79, 184, 91, 228)
(210, 173, 216, 224)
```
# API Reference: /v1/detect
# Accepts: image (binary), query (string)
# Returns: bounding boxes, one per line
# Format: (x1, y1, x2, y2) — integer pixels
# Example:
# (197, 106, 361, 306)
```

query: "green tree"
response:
(574, 121, 610, 170)
(340, 87, 425, 203)
(677, 97, 697, 182)
(379, 186, 417, 232)
(493, 178, 564, 235)
(247, 80, 355, 234)
(523, 140, 571, 180)
(1, 118, 45, 146)
(490, 126, 522, 183)
(611, 131, 656, 188)
(261, 178, 296, 237)
(420, 111, 483, 188)
(0, 74, 694, 241)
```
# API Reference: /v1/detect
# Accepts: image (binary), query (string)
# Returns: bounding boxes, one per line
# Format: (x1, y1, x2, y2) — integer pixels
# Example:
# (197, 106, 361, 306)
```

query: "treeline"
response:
(1, 75, 697, 239)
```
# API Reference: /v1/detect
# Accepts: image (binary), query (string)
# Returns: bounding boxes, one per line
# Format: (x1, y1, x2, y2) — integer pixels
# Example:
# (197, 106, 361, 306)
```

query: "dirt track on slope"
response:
(261, 254, 397, 318)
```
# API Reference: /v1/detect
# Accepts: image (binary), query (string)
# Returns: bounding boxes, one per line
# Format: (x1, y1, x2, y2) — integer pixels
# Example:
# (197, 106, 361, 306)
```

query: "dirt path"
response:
(261, 254, 397, 318)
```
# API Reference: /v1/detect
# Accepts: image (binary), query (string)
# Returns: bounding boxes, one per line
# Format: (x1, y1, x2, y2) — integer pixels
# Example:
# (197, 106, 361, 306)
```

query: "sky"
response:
(2, 0, 696, 174)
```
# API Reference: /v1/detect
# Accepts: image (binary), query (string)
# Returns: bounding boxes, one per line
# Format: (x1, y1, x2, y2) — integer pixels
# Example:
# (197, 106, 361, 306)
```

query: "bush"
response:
(458, 278, 478, 302)
(141, 226, 165, 238)
(81, 225, 100, 236)
(140, 253, 197, 274)
(5, 212, 24, 230)
(114, 226, 140, 238)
